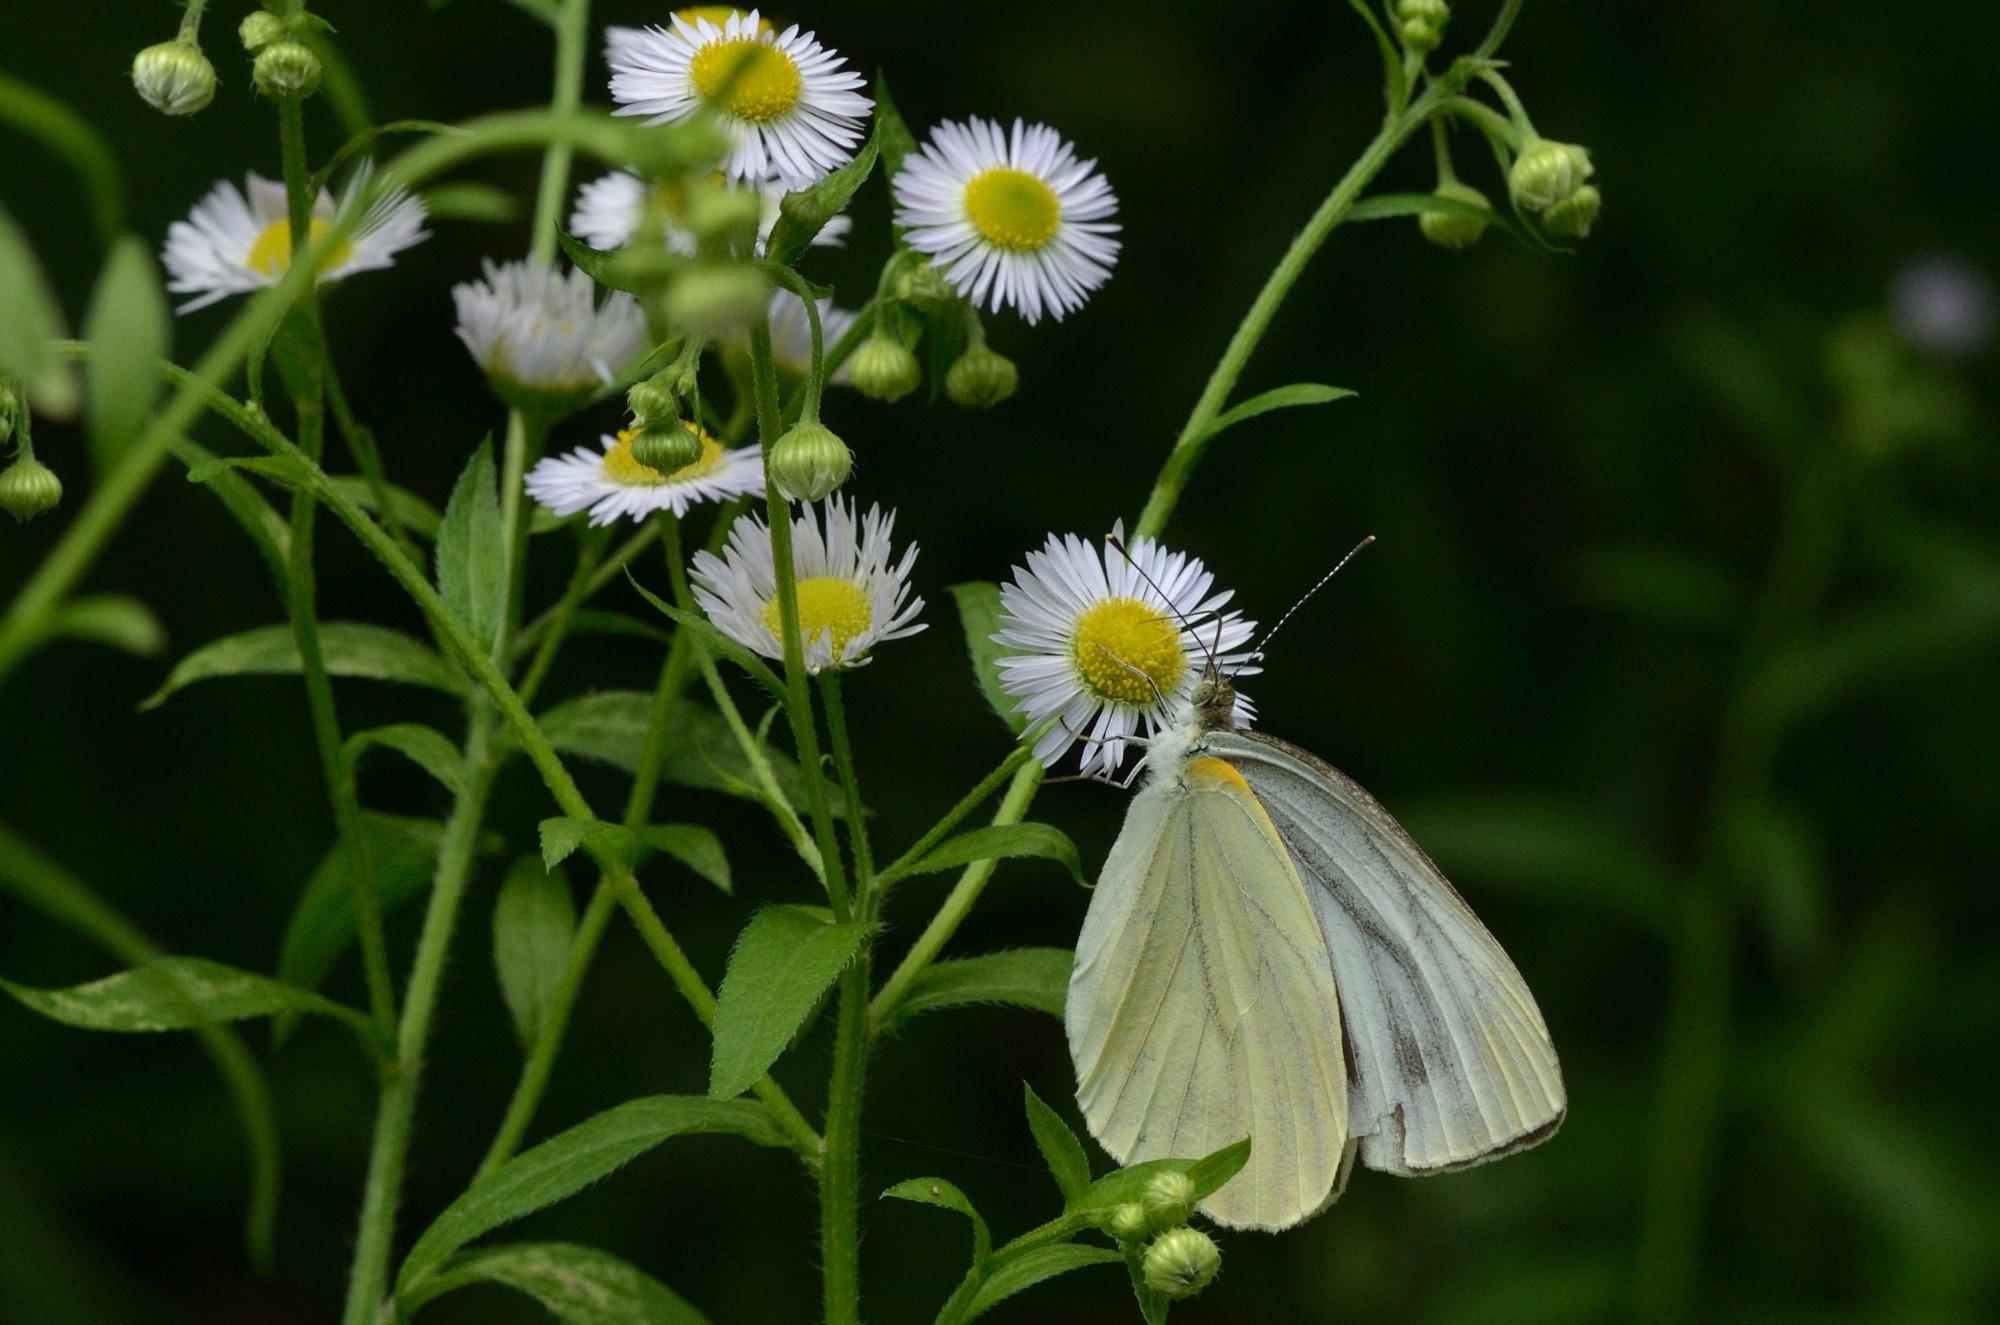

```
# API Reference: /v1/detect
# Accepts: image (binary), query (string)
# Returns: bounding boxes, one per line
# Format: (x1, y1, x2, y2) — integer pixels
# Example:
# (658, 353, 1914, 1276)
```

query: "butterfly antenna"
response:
(1255, 535, 1376, 657)
(1106, 532, 1220, 673)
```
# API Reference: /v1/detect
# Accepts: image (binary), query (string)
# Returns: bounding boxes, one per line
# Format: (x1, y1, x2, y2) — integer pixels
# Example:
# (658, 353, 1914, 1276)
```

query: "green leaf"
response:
(1346, 191, 1498, 224)
(1077, 1136, 1252, 1215)
(437, 440, 506, 650)
(421, 182, 524, 225)
(1, 956, 369, 1037)
(539, 817, 636, 873)
(406, 1242, 711, 1324)
(1206, 383, 1356, 439)
(710, 906, 870, 1099)
(141, 622, 465, 710)
(493, 856, 578, 1050)
(0, 74, 125, 240)
(275, 814, 445, 1016)
(556, 609, 674, 647)
(765, 130, 879, 265)
(397, 1096, 788, 1291)
(946, 583, 1026, 733)
(48, 594, 167, 657)
(184, 453, 314, 489)
(873, 74, 919, 183)
(1023, 1082, 1092, 1203)
(1343, 0, 1408, 114)
(895, 824, 1082, 886)
(882, 949, 1072, 1028)
(882, 1176, 990, 1266)
(634, 824, 732, 894)
(557, 225, 655, 296)
(0, 203, 77, 416)
(81, 236, 169, 473)
(344, 722, 465, 797)
(627, 576, 786, 699)
(327, 474, 442, 539)
(538, 692, 832, 816)
(962, 1244, 1123, 1322)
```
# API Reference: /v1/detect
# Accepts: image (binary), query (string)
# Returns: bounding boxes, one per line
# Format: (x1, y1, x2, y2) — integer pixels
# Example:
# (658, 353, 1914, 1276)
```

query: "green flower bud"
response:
(1105, 1202, 1150, 1244)
(893, 260, 961, 315)
(944, 343, 1018, 408)
(848, 337, 922, 403)
(1140, 1170, 1196, 1232)
(664, 262, 769, 338)
(683, 181, 766, 255)
(1509, 138, 1594, 214)
(768, 420, 853, 502)
(1142, 1227, 1221, 1301)
(626, 375, 681, 429)
(632, 420, 704, 473)
(253, 41, 322, 101)
(132, 40, 217, 117)
(239, 11, 287, 53)
(1418, 179, 1492, 251)
(0, 455, 63, 523)
(0, 383, 17, 447)
(1539, 182, 1601, 239)
(1395, 0, 1450, 53)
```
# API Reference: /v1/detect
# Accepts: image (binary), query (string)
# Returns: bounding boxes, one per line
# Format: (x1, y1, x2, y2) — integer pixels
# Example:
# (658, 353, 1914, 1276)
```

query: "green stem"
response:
(515, 524, 607, 709)
(820, 952, 871, 1325)
(818, 671, 873, 887)
(497, 410, 547, 649)
(872, 743, 1036, 894)
(529, 0, 591, 267)
(512, 519, 665, 660)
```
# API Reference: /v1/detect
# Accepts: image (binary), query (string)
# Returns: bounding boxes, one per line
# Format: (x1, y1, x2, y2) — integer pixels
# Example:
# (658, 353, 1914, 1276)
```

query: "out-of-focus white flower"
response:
(1891, 254, 1994, 358)
(569, 170, 851, 255)
(453, 259, 646, 405)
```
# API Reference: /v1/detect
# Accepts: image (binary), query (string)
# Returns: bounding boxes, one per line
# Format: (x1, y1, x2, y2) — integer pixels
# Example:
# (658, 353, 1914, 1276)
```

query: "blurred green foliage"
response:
(3, 1, 1997, 1322)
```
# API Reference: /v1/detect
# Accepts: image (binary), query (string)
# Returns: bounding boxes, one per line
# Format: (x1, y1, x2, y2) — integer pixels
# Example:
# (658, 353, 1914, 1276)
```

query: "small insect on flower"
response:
(606, 9, 871, 188)
(569, 171, 852, 255)
(525, 425, 763, 526)
(691, 498, 925, 673)
(893, 118, 1121, 325)
(993, 524, 1257, 778)
(160, 164, 428, 313)
(453, 259, 647, 411)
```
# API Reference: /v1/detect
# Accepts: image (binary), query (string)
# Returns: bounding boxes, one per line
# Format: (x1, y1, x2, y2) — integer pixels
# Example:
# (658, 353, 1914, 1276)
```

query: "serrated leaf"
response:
(765, 131, 878, 265)
(634, 823, 731, 893)
(1206, 383, 1356, 439)
(141, 622, 465, 710)
(881, 949, 1072, 1029)
(946, 582, 1026, 733)
(275, 814, 445, 1020)
(81, 235, 169, 472)
(627, 577, 786, 699)
(710, 906, 869, 1099)
(493, 856, 578, 1049)
(1, 956, 369, 1036)
(873, 74, 919, 184)
(882, 1176, 990, 1267)
(962, 1243, 1122, 1322)
(1023, 1082, 1092, 1203)
(437, 440, 506, 650)
(344, 722, 465, 797)
(893, 824, 1081, 886)
(0, 203, 77, 416)
(49, 594, 166, 657)
(405, 1242, 711, 1324)
(539, 817, 636, 873)
(397, 1097, 788, 1291)
(327, 474, 442, 539)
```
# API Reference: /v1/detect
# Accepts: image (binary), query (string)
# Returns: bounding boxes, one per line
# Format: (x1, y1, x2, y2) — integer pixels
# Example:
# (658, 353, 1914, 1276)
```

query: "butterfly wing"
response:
(1067, 756, 1349, 1230)
(1213, 730, 1566, 1176)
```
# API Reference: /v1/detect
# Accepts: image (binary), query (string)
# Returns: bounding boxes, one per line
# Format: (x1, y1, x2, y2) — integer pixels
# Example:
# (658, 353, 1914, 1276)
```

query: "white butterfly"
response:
(1066, 664, 1566, 1230)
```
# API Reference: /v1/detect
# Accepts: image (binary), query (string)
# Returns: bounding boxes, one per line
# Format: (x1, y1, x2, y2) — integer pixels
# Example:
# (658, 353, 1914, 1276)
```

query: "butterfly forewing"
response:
(1067, 755, 1349, 1230)
(1213, 731, 1566, 1176)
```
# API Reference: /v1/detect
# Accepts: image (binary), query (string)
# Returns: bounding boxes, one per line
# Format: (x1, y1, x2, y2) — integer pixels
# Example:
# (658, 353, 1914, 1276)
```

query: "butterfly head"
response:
(1187, 663, 1239, 734)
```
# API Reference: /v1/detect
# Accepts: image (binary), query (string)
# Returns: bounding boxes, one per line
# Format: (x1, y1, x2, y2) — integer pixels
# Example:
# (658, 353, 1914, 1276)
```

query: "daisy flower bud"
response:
(526, 424, 762, 526)
(1140, 1170, 1196, 1231)
(132, 40, 217, 117)
(1395, 0, 1451, 53)
(626, 374, 682, 430)
(253, 41, 322, 101)
(768, 420, 852, 503)
(1142, 1228, 1220, 1300)
(848, 336, 921, 403)
(0, 382, 18, 446)
(1540, 183, 1602, 239)
(892, 258, 961, 316)
(682, 179, 766, 255)
(0, 452, 63, 523)
(1418, 179, 1492, 251)
(664, 261, 769, 337)
(239, 12, 287, 53)
(632, 420, 704, 473)
(1104, 1202, 1150, 1244)
(1509, 138, 1594, 214)
(944, 343, 1018, 408)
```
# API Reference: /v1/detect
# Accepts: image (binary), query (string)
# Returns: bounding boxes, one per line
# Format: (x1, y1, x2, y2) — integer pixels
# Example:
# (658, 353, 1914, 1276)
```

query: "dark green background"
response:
(3, 1, 1997, 1321)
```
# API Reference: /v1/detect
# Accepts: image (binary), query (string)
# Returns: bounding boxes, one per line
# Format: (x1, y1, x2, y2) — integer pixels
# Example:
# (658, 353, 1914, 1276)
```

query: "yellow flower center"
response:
(963, 168, 1061, 252)
(763, 577, 873, 662)
(689, 37, 802, 124)
(600, 426, 725, 486)
(244, 216, 353, 278)
(1071, 596, 1185, 705)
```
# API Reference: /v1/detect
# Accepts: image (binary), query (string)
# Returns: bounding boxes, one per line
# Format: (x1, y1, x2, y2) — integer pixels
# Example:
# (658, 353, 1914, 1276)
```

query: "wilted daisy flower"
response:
(995, 524, 1257, 776)
(893, 118, 1120, 325)
(569, 170, 852, 254)
(525, 425, 761, 526)
(161, 164, 428, 313)
(607, 9, 871, 187)
(691, 498, 925, 672)
(453, 259, 647, 407)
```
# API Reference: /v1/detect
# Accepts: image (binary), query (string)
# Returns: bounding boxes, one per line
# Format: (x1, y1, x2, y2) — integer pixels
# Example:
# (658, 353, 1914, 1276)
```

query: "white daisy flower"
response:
(994, 524, 1258, 776)
(759, 288, 858, 382)
(452, 258, 647, 404)
(524, 424, 762, 526)
(691, 498, 925, 673)
(568, 170, 852, 255)
(607, 9, 871, 188)
(161, 163, 428, 313)
(892, 117, 1121, 325)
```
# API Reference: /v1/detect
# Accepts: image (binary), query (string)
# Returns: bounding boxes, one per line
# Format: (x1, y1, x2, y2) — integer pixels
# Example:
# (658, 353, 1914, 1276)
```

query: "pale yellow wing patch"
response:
(1067, 755, 1349, 1230)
